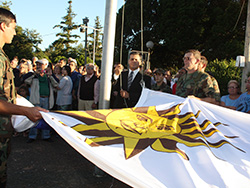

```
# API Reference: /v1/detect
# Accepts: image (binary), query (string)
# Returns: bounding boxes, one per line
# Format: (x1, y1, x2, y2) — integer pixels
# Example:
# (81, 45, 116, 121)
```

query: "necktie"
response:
(127, 71, 134, 89)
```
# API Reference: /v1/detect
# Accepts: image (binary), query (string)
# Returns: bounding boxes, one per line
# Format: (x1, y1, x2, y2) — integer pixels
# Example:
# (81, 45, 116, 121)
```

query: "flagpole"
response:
(99, 0, 118, 109)
(242, 0, 250, 92)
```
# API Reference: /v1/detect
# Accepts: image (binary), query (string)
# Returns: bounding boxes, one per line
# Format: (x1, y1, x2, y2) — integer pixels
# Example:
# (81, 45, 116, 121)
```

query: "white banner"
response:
(13, 89, 250, 188)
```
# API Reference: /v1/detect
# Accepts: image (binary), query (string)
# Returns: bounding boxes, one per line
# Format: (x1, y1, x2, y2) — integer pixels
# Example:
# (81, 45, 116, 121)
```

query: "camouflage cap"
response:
(154, 68, 165, 75)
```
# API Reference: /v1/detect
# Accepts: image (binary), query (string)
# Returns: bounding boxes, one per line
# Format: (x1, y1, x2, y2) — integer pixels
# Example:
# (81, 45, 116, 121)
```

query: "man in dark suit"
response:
(112, 52, 151, 108)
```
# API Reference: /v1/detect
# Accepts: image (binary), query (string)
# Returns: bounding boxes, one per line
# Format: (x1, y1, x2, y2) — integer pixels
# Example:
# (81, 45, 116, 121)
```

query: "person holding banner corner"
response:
(0, 8, 47, 187)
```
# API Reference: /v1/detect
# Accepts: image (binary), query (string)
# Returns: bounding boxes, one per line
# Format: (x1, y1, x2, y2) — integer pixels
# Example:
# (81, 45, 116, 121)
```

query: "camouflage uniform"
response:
(176, 71, 215, 99)
(210, 75, 220, 102)
(152, 82, 172, 94)
(0, 48, 16, 186)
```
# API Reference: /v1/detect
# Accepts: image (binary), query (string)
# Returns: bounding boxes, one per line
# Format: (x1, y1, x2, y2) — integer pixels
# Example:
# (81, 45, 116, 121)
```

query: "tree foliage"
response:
(115, 0, 246, 70)
(0, 0, 11, 10)
(115, 0, 159, 66)
(52, 0, 80, 55)
(4, 26, 42, 60)
(206, 59, 242, 96)
(45, 1, 98, 65)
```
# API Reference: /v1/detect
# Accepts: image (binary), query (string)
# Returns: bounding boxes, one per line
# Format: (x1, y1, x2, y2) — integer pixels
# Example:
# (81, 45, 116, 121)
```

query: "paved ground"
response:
(7, 132, 131, 188)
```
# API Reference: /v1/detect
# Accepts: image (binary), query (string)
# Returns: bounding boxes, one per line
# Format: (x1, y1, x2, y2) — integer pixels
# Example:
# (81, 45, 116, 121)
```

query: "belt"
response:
(40, 96, 49, 98)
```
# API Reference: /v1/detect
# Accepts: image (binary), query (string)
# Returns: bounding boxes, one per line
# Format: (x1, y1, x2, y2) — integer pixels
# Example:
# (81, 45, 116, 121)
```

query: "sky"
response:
(7, 0, 124, 50)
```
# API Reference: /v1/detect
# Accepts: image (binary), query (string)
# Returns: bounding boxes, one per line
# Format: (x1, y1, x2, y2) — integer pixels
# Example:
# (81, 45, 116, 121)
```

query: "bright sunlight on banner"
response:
(14, 89, 250, 188)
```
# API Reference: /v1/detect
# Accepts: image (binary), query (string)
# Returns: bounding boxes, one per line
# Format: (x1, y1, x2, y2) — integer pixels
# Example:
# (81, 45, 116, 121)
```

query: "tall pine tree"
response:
(53, 0, 80, 55)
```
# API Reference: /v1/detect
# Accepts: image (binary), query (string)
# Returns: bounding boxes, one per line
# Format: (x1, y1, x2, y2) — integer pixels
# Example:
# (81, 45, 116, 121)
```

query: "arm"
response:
(94, 79, 100, 104)
(112, 74, 122, 97)
(23, 72, 34, 80)
(48, 73, 59, 88)
(24, 72, 35, 85)
(0, 99, 48, 122)
(144, 75, 152, 89)
(112, 64, 123, 84)
(191, 75, 219, 105)
(51, 73, 59, 82)
(188, 95, 217, 104)
(200, 97, 217, 104)
(220, 101, 226, 107)
(73, 74, 81, 100)
(56, 77, 66, 90)
(220, 101, 237, 110)
(92, 80, 100, 109)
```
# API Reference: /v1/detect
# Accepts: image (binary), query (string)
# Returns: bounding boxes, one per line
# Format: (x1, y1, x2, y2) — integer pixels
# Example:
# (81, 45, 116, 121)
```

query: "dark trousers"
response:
(0, 137, 11, 188)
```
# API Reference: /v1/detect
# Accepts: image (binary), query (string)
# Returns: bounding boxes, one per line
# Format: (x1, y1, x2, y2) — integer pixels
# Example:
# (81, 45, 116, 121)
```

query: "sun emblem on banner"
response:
(57, 104, 244, 160)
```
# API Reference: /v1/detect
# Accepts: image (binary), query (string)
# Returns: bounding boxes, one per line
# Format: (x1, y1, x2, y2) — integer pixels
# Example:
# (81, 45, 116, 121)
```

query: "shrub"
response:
(206, 59, 242, 96)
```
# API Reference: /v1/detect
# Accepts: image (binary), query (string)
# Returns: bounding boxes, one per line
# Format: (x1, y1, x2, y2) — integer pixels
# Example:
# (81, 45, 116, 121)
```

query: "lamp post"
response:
(80, 24, 102, 64)
(92, 28, 102, 63)
(146, 41, 154, 70)
(83, 17, 89, 65)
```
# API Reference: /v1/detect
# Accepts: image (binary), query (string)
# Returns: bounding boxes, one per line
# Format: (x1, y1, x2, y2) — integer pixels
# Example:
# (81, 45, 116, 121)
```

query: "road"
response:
(7, 133, 131, 188)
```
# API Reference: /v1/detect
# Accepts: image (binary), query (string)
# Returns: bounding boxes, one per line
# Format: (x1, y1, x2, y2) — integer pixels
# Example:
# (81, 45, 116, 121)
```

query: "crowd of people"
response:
(111, 50, 250, 113)
(11, 50, 250, 126)
(0, 7, 250, 187)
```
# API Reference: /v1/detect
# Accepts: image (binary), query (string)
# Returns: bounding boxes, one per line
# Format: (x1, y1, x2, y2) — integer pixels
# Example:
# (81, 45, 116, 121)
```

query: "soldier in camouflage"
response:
(199, 56, 221, 104)
(152, 68, 172, 94)
(0, 8, 47, 187)
(176, 49, 216, 103)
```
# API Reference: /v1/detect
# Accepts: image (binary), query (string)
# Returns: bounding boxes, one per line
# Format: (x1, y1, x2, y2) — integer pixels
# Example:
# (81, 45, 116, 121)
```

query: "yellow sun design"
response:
(56, 104, 244, 160)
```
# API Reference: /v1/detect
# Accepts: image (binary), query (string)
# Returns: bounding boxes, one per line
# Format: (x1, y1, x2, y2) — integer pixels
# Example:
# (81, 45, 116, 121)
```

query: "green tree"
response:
(206, 59, 242, 96)
(156, 0, 207, 68)
(4, 26, 43, 60)
(115, 0, 246, 70)
(115, 0, 160, 67)
(0, 0, 11, 10)
(201, 0, 245, 60)
(75, 43, 93, 66)
(53, 0, 80, 55)
(53, 55, 67, 64)
(45, 39, 66, 63)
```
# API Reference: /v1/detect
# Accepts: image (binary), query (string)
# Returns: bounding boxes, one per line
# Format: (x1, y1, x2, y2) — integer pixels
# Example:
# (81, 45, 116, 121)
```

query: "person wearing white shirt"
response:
(112, 52, 151, 108)
(56, 65, 73, 110)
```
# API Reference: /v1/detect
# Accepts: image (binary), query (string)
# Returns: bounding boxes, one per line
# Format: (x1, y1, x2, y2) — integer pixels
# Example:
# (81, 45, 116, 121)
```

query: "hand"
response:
(114, 64, 123, 75)
(46, 68, 52, 76)
(228, 106, 237, 110)
(120, 89, 129, 98)
(17, 94, 22, 98)
(114, 69, 120, 75)
(113, 91, 118, 96)
(187, 95, 201, 101)
(24, 106, 48, 122)
(91, 103, 97, 109)
(28, 63, 33, 72)
(72, 93, 77, 100)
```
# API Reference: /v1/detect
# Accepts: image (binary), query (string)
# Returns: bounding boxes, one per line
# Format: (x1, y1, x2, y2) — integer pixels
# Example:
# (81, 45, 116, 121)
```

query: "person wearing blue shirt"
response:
(69, 59, 81, 110)
(220, 80, 241, 110)
(236, 76, 250, 113)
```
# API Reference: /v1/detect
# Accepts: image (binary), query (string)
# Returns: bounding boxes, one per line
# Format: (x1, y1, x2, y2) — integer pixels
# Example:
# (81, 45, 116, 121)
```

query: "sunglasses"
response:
(245, 80, 250, 84)
(183, 57, 193, 61)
